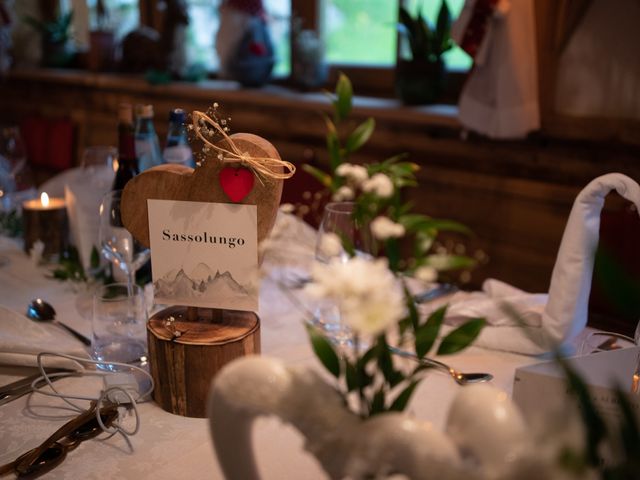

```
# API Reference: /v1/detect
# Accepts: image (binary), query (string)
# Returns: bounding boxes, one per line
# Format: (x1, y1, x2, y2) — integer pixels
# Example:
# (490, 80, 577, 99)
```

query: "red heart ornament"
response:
(219, 166, 255, 202)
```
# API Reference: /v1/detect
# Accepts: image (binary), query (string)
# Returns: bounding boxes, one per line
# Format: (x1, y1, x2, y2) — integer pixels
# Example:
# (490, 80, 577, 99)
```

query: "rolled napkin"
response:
(421, 173, 640, 355)
(0, 305, 89, 368)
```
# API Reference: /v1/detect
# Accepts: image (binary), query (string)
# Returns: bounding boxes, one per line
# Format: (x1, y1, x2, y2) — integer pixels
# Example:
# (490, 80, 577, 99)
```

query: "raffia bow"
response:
(191, 110, 296, 181)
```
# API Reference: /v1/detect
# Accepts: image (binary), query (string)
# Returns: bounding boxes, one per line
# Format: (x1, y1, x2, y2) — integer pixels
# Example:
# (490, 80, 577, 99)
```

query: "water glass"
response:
(92, 283, 147, 370)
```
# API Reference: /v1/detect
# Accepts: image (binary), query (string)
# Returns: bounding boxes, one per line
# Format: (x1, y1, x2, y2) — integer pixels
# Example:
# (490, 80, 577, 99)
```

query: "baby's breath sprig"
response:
(187, 102, 233, 168)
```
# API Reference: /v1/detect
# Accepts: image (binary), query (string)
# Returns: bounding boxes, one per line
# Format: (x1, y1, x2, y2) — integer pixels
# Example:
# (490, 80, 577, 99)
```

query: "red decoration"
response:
(219, 166, 255, 202)
(249, 41, 267, 56)
(459, 0, 499, 59)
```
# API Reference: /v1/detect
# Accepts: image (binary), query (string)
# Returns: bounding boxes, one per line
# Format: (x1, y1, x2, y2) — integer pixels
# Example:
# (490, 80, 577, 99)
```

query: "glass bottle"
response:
(163, 108, 194, 167)
(112, 103, 139, 191)
(134, 104, 163, 172)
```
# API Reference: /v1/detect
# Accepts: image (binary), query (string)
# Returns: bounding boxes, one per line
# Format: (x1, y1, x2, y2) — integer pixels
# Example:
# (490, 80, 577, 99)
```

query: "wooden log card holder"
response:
(120, 110, 295, 418)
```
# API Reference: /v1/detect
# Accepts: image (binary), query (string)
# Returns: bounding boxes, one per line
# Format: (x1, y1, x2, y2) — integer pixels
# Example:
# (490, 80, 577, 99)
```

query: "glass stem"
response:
(127, 269, 136, 296)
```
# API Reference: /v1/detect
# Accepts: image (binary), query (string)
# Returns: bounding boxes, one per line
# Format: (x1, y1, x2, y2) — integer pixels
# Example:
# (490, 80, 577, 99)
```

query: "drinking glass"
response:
(98, 190, 150, 291)
(312, 202, 373, 344)
(81, 145, 117, 172)
(92, 282, 147, 370)
(314, 201, 373, 264)
(0, 126, 35, 212)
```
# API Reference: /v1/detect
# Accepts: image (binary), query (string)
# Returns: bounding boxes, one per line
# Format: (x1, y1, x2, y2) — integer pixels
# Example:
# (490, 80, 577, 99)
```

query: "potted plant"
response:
(24, 9, 75, 68)
(396, 0, 454, 105)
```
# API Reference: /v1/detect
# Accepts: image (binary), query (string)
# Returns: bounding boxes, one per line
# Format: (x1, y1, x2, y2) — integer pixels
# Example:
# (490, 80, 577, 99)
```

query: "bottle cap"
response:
(136, 104, 154, 118)
(169, 108, 186, 123)
(118, 103, 133, 124)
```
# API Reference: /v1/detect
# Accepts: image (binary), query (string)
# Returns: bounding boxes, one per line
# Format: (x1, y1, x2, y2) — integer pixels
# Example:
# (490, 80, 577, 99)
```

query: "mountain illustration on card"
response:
(154, 264, 253, 309)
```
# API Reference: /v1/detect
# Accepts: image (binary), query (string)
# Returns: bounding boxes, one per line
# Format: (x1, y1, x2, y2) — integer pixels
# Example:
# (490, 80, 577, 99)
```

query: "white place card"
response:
(147, 199, 258, 311)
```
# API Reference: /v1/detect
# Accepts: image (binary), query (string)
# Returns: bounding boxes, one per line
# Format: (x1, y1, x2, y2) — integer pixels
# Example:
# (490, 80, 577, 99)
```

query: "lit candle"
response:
(22, 192, 69, 258)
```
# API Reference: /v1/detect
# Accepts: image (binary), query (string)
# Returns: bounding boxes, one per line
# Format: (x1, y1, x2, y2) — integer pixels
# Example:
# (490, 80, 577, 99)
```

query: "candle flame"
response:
(40, 192, 50, 207)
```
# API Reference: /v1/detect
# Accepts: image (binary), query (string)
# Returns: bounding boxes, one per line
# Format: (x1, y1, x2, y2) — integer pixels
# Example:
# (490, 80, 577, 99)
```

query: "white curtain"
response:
(555, 0, 640, 120)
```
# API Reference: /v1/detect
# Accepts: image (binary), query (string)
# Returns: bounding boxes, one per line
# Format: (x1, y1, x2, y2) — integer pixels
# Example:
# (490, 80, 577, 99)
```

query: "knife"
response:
(0, 368, 72, 406)
(413, 283, 458, 304)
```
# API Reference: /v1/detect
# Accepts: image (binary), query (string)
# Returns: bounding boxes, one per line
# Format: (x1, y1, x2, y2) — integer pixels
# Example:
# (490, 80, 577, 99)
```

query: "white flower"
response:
(415, 266, 438, 283)
(362, 173, 394, 198)
(332, 186, 355, 202)
(317, 232, 344, 259)
(370, 216, 405, 240)
(279, 203, 295, 213)
(336, 163, 369, 185)
(306, 257, 405, 337)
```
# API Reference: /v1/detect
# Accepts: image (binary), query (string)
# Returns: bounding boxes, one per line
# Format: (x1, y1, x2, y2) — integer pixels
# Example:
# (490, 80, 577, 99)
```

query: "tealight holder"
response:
(22, 192, 69, 258)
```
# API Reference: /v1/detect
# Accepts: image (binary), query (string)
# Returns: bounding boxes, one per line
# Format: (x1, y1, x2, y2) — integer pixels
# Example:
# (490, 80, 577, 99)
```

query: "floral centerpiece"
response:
(301, 73, 484, 416)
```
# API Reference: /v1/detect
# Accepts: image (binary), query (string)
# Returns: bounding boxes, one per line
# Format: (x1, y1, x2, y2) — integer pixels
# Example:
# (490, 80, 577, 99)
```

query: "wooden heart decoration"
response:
(120, 133, 285, 248)
(219, 166, 255, 203)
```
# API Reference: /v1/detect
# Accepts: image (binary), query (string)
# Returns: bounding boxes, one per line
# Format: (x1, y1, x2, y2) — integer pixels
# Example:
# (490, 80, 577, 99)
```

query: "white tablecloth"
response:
(0, 219, 544, 479)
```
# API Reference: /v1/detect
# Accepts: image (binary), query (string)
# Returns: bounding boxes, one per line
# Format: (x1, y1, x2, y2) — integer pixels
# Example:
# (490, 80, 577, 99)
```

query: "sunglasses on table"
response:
(0, 401, 119, 479)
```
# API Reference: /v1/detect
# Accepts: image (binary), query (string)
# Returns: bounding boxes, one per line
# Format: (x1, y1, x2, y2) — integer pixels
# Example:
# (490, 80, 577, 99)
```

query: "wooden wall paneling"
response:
(2, 70, 640, 298)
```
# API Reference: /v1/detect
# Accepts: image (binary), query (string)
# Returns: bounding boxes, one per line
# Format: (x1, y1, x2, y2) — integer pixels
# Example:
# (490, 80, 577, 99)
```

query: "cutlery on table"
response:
(26, 298, 91, 346)
(389, 346, 493, 385)
(0, 368, 71, 406)
(413, 283, 458, 304)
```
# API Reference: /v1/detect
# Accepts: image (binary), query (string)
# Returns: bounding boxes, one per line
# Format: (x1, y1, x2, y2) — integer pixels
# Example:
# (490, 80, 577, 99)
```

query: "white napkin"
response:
(420, 174, 640, 356)
(0, 305, 89, 368)
(419, 278, 546, 329)
(54, 166, 113, 272)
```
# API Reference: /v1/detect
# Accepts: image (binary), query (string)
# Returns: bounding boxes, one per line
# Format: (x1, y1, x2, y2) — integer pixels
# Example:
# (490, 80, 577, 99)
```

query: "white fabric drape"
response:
(453, 0, 540, 139)
(555, 0, 640, 119)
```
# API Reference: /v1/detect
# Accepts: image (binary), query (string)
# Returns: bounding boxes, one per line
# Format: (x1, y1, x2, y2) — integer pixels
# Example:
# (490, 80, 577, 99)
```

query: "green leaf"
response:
(404, 284, 420, 331)
(334, 73, 353, 122)
(378, 338, 404, 387)
(389, 380, 419, 412)
(326, 130, 342, 173)
(437, 318, 485, 355)
(305, 324, 341, 378)
(370, 387, 386, 415)
(398, 214, 472, 235)
(416, 12, 432, 59)
(344, 118, 375, 154)
(302, 164, 332, 188)
(415, 305, 447, 357)
(435, 0, 452, 56)
(345, 359, 358, 392)
(424, 254, 476, 271)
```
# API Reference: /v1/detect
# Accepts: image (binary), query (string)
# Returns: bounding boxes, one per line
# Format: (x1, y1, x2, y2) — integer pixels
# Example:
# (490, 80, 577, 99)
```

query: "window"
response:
(62, 0, 469, 98)
(183, 0, 290, 76)
(86, 0, 139, 40)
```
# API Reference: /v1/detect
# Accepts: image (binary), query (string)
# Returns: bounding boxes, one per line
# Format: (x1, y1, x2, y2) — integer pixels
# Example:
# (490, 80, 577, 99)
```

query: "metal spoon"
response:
(390, 347, 493, 385)
(26, 298, 91, 346)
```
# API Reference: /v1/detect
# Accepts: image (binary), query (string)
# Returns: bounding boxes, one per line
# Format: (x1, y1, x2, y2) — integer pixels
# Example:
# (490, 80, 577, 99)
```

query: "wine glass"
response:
(81, 145, 117, 173)
(99, 190, 150, 292)
(312, 202, 373, 344)
(0, 125, 36, 212)
(314, 201, 373, 264)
